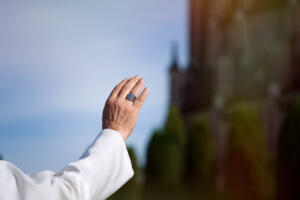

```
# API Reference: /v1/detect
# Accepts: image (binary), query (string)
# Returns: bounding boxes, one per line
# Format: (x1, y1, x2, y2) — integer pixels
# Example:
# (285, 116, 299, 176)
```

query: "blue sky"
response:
(0, 0, 188, 173)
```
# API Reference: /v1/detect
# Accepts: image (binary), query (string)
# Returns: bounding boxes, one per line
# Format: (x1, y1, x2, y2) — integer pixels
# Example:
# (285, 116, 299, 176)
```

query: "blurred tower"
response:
(168, 0, 216, 119)
(169, 42, 186, 109)
(183, 0, 215, 114)
(189, 0, 211, 67)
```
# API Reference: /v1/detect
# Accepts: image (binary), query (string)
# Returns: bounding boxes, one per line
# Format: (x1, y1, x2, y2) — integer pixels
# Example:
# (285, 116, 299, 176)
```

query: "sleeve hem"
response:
(101, 128, 125, 142)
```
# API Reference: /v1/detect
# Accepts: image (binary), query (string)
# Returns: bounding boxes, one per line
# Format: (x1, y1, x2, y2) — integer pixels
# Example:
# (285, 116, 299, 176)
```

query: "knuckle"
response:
(138, 81, 143, 87)
(105, 98, 113, 105)
(123, 85, 131, 91)
(112, 101, 118, 107)
(115, 99, 123, 106)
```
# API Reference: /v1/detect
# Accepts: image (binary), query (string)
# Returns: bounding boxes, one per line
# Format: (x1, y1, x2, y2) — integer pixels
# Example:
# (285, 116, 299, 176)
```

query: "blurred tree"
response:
(145, 106, 185, 193)
(184, 114, 216, 199)
(277, 98, 300, 200)
(0, 154, 2, 160)
(164, 106, 185, 148)
(108, 146, 140, 200)
(185, 114, 215, 185)
(225, 103, 274, 200)
(145, 130, 165, 183)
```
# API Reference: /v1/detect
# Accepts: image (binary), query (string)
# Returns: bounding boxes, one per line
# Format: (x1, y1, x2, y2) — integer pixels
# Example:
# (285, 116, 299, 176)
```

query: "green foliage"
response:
(249, 0, 287, 13)
(227, 103, 274, 199)
(109, 146, 141, 200)
(146, 130, 182, 186)
(185, 114, 215, 184)
(230, 103, 266, 157)
(0, 154, 2, 160)
(164, 106, 185, 148)
(145, 106, 185, 187)
(145, 130, 165, 183)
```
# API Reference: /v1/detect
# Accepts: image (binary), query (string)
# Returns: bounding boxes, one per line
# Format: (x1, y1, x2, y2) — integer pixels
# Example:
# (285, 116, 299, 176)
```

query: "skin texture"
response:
(102, 75, 149, 140)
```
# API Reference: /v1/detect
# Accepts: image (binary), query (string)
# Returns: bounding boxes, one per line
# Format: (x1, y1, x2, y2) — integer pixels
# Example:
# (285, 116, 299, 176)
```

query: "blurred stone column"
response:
(209, 108, 228, 195)
(288, 0, 300, 92)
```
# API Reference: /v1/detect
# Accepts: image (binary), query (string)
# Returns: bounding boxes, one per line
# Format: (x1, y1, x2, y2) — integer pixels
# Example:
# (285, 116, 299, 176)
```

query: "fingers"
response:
(109, 78, 129, 98)
(118, 75, 141, 98)
(130, 78, 145, 96)
(110, 76, 148, 109)
(134, 87, 149, 109)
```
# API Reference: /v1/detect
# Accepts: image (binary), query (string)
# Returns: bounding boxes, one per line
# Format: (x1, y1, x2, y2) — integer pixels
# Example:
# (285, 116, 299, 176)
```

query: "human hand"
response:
(102, 76, 149, 140)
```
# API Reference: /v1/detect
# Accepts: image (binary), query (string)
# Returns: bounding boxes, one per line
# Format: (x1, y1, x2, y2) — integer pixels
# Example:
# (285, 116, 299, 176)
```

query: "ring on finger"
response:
(125, 92, 137, 103)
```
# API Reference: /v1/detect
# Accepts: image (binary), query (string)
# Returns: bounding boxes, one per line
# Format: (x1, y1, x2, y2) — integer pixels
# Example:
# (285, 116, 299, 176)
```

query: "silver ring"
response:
(126, 93, 136, 103)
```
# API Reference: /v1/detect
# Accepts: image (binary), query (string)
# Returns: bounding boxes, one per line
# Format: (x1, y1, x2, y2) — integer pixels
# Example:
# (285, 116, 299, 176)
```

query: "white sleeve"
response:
(0, 129, 134, 200)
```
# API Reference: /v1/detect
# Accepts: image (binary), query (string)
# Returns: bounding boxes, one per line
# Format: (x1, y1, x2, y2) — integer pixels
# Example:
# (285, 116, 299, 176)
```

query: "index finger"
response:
(109, 78, 130, 98)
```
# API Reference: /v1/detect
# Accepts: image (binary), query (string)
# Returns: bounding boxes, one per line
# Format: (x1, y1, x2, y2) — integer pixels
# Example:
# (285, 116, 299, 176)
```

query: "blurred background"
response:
(1, 0, 300, 199)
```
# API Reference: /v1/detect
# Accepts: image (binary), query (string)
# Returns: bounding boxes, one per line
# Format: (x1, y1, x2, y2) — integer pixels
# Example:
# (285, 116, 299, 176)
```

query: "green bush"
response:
(226, 103, 274, 200)
(145, 130, 168, 184)
(185, 114, 215, 185)
(164, 106, 185, 148)
(145, 106, 185, 187)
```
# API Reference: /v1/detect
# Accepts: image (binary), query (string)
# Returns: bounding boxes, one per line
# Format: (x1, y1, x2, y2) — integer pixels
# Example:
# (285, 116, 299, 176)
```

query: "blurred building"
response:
(169, 0, 300, 197)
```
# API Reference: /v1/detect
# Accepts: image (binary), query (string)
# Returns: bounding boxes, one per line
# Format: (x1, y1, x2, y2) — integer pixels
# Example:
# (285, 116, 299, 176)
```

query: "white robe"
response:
(0, 129, 134, 200)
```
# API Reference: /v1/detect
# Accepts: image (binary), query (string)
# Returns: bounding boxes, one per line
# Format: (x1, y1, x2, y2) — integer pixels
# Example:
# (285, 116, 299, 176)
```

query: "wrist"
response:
(102, 127, 127, 141)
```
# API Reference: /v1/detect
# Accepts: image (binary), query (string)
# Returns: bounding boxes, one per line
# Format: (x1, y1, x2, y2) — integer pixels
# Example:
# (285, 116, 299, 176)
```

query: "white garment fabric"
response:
(0, 129, 134, 200)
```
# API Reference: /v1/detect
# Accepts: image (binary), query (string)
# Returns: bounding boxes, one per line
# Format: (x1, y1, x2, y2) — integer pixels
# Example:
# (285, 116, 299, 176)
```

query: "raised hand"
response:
(102, 76, 149, 140)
